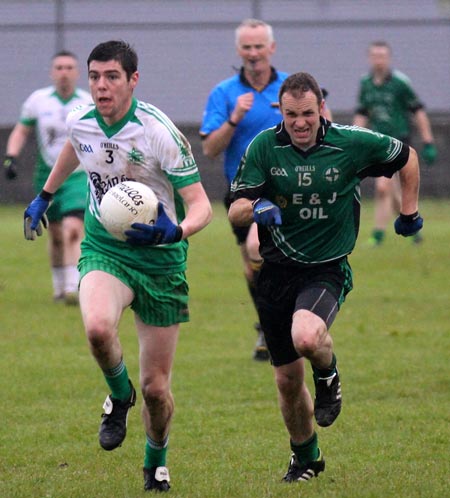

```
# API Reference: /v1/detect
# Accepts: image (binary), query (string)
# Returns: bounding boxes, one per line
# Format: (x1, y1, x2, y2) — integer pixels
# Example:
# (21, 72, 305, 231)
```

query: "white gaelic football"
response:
(100, 181, 159, 241)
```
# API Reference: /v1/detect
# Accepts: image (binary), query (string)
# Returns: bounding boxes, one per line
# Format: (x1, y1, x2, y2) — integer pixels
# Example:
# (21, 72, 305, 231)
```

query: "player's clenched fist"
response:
(252, 198, 282, 226)
(231, 92, 255, 122)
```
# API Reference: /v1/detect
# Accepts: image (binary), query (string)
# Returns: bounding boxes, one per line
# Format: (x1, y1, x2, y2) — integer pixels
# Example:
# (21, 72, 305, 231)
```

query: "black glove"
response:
(3, 155, 18, 180)
(394, 211, 423, 237)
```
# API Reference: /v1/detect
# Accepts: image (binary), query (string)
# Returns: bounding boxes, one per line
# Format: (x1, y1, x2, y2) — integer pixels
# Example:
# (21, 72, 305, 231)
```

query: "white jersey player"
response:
(23, 40, 212, 492)
(4, 51, 92, 304)
(65, 97, 199, 273)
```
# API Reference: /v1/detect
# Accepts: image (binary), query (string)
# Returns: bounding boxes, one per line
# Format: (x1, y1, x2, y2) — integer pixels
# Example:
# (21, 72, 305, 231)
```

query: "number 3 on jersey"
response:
(105, 150, 114, 164)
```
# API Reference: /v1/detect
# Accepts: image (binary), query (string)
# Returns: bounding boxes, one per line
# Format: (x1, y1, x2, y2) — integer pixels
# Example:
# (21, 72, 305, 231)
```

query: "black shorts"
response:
(256, 258, 353, 367)
(223, 190, 250, 245)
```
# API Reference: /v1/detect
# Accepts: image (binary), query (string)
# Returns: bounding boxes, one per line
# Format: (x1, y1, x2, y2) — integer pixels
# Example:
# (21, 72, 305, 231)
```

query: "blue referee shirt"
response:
(200, 67, 288, 184)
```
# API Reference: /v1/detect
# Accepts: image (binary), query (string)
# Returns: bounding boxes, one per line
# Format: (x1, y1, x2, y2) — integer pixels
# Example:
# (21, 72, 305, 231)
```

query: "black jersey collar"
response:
(239, 66, 278, 90)
(275, 116, 331, 155)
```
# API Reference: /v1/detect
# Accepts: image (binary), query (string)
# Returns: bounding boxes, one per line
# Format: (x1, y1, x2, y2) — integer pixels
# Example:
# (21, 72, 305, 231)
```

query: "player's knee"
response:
(294, 334, 320, 357)
(85, 317, 115, 348)
(375, 180, 392, 198)
(51, 235, 64, 251)
(292, 311, 326, 357)
(292, 328, 321, 358)
(68, 227, 83, 244)
(64, 219, 84, 244)
(141, 376, 170, 406)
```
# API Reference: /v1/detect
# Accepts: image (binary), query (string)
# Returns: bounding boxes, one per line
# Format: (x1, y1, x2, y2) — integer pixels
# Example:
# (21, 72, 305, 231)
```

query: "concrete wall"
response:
(0, 0, 450, 126)
(1, 1, 448, 203)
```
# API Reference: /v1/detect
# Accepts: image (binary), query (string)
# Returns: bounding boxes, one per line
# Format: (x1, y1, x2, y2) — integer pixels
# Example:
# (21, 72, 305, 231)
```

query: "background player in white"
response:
(23, 40, 212, 492)
(3, 51, 92, 304)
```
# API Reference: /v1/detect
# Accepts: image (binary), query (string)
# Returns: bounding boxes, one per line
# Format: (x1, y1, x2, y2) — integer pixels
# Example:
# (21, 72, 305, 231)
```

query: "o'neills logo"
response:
(110, 191, 139, 215)
(101, 142, 119, 149)
(116, 183, 145, 206)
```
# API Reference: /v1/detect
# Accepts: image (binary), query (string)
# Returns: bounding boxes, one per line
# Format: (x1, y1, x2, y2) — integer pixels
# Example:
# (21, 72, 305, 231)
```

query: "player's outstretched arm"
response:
(414, 109, 437, 165)
(398, 147, 420, 215)
(394, 146, 423, 237)
(3, 123, 32, 180)
(23, 140, 80, 241)
(42, 140, 80, 194)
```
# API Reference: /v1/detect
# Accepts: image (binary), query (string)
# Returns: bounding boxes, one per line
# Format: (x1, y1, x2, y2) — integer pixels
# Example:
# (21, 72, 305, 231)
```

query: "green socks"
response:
(291, 432, 320, 466)
(144, 434, 169, 469)
(372, 229, 385, 244)
(103, 359, 132, 401)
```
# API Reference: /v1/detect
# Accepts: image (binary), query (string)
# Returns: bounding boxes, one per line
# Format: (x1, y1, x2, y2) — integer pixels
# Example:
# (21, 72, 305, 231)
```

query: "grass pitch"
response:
(0, 200, 449, 497)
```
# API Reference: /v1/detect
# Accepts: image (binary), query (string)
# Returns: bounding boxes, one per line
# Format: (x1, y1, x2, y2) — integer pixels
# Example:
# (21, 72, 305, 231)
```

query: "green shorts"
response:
(35, 167, 88, 222)
(78, 252, 190, 327)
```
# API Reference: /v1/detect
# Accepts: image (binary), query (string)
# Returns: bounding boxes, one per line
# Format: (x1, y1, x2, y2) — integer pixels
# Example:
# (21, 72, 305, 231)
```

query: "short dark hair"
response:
(369, 40, 392, 52)
(87, 40, 138, 80)
(279, 72, 323, 106)
(53, 50, 77, 60)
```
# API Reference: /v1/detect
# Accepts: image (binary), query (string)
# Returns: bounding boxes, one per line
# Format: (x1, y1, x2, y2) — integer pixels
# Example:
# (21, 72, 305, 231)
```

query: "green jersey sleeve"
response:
(230, 131, 271, 199)
(348, 126, 409, 179)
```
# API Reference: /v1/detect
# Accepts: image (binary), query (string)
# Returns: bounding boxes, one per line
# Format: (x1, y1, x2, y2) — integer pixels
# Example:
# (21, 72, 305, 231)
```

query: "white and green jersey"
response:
(231, 119, 409, 265)
(66, 97, 201, 273)
(20, 85, 92, 173)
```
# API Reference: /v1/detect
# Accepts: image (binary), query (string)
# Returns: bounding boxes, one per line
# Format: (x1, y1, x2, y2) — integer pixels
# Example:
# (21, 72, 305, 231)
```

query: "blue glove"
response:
(252, 198, 282, 226)
(125, 202, 183, 246)
(394, 211, 423, 237)
(420, 143, 437, 166)
(23, 191, 51, 240)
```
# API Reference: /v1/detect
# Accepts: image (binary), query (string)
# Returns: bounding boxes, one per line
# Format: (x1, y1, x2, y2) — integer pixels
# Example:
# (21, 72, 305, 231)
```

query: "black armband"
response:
(227, 119, 237, 128)
(39, 189, 54, 201)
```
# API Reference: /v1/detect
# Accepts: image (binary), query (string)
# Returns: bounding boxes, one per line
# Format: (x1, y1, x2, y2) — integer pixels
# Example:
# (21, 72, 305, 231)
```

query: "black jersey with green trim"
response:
(231, 118, 409, 265)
